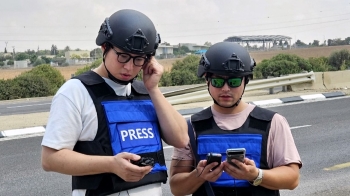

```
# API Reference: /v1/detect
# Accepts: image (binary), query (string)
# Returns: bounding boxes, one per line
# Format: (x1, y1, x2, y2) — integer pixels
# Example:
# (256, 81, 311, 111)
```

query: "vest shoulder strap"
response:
(187, 119, 215, 196)
(249, 106, 276, 132)
(191, 107, 212, 122)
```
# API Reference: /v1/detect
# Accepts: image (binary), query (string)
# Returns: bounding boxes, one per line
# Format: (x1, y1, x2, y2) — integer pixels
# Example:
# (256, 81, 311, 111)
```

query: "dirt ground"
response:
(1, 45, 350, 81)
(0, 58, 182, 81)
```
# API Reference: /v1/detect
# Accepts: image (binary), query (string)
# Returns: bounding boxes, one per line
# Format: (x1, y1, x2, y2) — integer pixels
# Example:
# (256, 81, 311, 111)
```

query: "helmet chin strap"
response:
(102, 47, 135, 85)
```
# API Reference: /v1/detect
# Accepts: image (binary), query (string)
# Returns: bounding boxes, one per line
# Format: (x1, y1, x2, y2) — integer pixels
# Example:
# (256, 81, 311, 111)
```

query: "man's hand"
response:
(196, 160, 224, 182)
(142, 57, 163, 92)
(223, 157, 259, 181)
(111, 152, 153, 182)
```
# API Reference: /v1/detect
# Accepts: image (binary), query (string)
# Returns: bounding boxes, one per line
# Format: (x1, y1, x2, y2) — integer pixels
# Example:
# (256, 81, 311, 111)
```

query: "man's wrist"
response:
(249, 168, 263, 186)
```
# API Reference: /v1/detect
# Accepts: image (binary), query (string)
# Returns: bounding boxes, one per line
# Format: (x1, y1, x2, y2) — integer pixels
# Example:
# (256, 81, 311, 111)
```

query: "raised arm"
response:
(142, 57, 188, 148)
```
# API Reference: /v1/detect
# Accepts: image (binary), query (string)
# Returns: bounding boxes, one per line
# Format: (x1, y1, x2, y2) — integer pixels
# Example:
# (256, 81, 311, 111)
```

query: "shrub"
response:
(7, 60, 14, 65)
(308, 57, 330, 72)
(328, 49, 350, 70)
(33, 58, 45, 67)
(20, 64, 65, 94)
(12, 74, 52, 98)
(159, 55, 204, 86)
(75, 58, 102, 76)
(0, 79, 18, 100)
(254, 54, 312, 79)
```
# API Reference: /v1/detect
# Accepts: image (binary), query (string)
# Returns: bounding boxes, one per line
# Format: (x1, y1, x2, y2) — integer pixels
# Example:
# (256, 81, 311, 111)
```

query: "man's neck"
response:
(212, 101, 249, 115)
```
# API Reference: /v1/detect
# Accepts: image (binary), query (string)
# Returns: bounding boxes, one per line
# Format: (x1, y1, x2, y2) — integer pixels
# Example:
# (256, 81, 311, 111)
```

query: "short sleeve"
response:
(267, 114, 302, 168)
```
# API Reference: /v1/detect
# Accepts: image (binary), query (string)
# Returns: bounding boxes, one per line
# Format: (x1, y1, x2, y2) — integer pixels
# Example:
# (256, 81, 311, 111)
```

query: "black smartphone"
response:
(206, 152, 222, 170)
(226, 148, 246, 168)
(131, 157, 155, 167)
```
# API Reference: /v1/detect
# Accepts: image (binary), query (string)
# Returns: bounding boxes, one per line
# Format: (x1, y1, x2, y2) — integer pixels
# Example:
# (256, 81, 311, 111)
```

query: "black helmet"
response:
(197, 42, 255, 78)
(96, 9, 161, 55)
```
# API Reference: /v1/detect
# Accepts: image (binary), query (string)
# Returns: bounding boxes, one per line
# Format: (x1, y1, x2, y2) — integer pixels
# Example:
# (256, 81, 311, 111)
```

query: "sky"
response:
(0, 0, 349, 52)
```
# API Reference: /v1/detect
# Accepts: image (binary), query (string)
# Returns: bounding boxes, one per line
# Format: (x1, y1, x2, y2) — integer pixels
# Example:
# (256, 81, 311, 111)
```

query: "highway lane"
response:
(0, 97, 52, 116)
(1, 97, 350, 195)
(0, 87, 281, 116)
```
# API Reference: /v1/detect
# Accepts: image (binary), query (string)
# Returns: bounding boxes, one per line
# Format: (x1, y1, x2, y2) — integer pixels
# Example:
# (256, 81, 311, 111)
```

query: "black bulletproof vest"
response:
(191, 106, 280, 196)
(71, 71, 167, 196)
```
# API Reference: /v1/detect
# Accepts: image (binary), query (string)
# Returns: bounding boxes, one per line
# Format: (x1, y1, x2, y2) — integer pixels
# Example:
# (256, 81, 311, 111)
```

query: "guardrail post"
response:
(269, 88, 274, 94)
(282, 86, 287, 92)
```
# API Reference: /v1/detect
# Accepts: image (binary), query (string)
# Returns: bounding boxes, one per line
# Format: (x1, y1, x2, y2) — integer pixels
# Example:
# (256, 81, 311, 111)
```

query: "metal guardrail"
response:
(165, 71, 315, 105)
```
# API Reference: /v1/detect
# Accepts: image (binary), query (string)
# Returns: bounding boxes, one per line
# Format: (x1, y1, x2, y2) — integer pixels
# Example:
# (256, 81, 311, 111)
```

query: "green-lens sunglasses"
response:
(210, 77, 243, 88)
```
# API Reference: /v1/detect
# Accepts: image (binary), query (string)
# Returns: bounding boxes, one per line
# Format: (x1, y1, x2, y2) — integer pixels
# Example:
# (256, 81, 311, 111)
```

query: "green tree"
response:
(204, 41, 212, 46)
(15, 53, 30, 61)
(50, 44, 58, 55)
(41, 56, 52, 64)
(75, 58, 102, 76)
(64, 46, 71, 51)
(345, 37, 350, 45)
(312, 40, 319, 46)
(71, 54, 81, 59)
(7, 60, 14, 65)
(173, 45, 190, 56)
(295, 40, 307, 46)
(33, 58, 45, 66)
(81, 53, 89, 58)
(29, 54, 38, 64)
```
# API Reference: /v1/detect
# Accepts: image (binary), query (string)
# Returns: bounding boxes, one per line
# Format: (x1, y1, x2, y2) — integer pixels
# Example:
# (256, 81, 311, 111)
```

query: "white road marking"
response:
(7, 103, 51, 108)
(291, 125, 312, 129)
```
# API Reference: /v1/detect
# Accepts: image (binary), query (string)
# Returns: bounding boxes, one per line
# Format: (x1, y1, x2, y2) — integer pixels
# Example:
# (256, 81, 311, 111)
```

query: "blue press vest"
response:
(71, 71, 167, 196)
(191, 107, 280, 196)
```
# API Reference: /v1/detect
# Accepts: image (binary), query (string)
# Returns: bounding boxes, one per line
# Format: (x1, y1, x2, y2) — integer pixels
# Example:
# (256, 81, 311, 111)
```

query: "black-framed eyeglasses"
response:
(111, 48, 148, 67)
(209, 77, 243, 88)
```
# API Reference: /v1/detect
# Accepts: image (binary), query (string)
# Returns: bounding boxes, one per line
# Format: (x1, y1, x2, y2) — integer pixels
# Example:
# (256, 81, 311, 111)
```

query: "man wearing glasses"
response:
(41, 9, 188, 196)
(170, 42, 302, 196)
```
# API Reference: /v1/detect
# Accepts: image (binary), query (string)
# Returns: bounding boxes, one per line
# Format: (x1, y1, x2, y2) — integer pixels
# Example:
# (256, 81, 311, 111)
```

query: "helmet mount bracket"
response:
(125, 29, 149, 52)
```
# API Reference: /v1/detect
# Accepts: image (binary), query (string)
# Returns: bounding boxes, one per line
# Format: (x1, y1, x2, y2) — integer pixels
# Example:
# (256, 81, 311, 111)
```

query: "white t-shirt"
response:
(41, 78, 161, 196)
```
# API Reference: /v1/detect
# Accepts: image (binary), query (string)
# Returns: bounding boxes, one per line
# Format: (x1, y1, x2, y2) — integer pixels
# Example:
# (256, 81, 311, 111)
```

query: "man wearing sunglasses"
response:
(170, 42, 302, 196)
(41, 9, 188, 196)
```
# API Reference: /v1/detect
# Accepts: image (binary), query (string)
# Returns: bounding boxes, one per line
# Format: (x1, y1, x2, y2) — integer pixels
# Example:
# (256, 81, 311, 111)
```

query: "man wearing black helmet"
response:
(41, 9, 188, 196)
(170, 42, 302, 196)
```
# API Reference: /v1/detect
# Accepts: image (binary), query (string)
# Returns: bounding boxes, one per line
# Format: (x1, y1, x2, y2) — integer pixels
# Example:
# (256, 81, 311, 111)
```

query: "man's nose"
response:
(221, 82, 230, 91)
(123, 59, 134, 70)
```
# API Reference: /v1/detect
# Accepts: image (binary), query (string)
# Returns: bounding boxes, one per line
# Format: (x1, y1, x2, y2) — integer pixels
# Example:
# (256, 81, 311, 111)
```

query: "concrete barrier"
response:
(291, 70, 350, 91)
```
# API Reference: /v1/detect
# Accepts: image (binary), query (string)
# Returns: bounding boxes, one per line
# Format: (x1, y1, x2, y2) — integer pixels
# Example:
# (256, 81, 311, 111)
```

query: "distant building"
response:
(179, 43, 209, 51)
(65, 50, 93, 65)
(14, 60, 29, 68)
(156, 45, 174, 59)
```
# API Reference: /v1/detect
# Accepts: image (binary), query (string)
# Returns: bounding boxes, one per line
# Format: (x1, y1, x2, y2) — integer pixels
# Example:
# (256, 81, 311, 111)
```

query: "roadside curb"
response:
(177, 91, 346, 115)
(0, 92, 346, 139)
(249, 91, 346, 106)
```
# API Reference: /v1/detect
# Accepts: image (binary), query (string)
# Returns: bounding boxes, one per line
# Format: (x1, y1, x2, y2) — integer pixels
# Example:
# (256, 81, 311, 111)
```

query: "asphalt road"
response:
(0, 86, 283, 116)
(1, 97, 350, 195)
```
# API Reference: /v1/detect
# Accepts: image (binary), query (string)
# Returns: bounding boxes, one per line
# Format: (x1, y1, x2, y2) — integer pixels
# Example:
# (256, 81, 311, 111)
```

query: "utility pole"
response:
(12, 46, 15, 60)
(5, 41, 8, 53)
